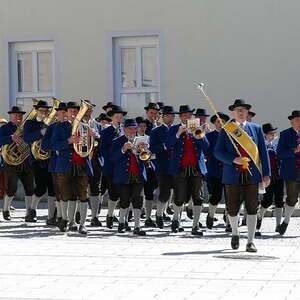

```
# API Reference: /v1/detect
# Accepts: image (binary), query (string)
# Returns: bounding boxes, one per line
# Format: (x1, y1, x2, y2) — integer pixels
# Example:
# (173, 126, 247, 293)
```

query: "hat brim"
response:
(210, 114, 230, 123)
(8, 111, 26, 115)
(124, 123, 138, 127)
(162, 111, 178, 115)
(194, 114, 210, 117)
(107, 110, 127, 117)
(34, 105, 52, 109)
(144, 107, 160, 111)
(228, 104, 252, 111)
(55, 108, 67, 111)
(102, 104, 114, 110)
(179, 109, 195, 114)
(288, 115, 300, 120)
(66, 106, 80, 109)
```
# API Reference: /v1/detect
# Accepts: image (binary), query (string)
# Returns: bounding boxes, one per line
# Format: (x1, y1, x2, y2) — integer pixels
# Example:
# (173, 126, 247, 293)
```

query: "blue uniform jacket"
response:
(214, 122, 271, 184)
(110, 135, 147, 184)
(41, 122, 57, 172)
(149, 124, 172, 175)
(0, 122, 18, 166)
(165, 124, 209, 175)
(51, 121, 93, 176)
(98, 125, 118, 175)
(205, 130, 223, 178)
(277, 127, 300, 181)
(23, 119, 45, 164)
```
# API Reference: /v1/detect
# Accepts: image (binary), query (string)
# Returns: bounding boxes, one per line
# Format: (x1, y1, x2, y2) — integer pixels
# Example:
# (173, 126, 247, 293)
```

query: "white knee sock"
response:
(208, 204, 217, 218)
(3, 195, 13, 212)
(133, 208, 141, 228)
(25, 196, 32, 213)
(61, 201, 68, 220)
(145, 200, 153, 219)
(47, 196, 56, 219)
(156, 201, 165, 217)
(283, 204, 295, 224)
(90, 195, 101, 219)
(247, 214, 257, 243)
(187, 199, 193, 210)
(275, 207, 283, 226)
(193, 205, 202, 228)
(107, 199, 117, 217)
(31, 194, 43, 210)
(258, 206, 267, 220)
(68, 201, 77, 222)
(119, 208, 127, 224)
(79, 202, 88, 226)
(56, 201, 62, 218)
(228, 215, 239, 236)
(173, 204, 182, 221)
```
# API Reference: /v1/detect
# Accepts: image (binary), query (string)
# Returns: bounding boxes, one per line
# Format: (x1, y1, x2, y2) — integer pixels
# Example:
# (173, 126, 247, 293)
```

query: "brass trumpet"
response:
(187, 118, 205, 139)
(129, 136, 152, 161)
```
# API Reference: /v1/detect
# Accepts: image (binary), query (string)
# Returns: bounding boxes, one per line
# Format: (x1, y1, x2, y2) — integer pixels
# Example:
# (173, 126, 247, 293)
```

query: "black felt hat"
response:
(262, 123, 277, 134)
(194, 108, 210, 117)
(161, 105, 178, 114)
(34, 100, 51, 109)
(102, 101, 115, 111)
(210, 112, 230, 124)
(107, 105, 127, 117)
(248, 111, 256, 117)
(8, 106, 26, 114)
(136, 117, 147, 124)
(96, 113, 111, 122)
(288, 110, 300, 120)
(55, 102, 67, 111)
(66, 101, 80, 109)
(228, 99, 252, 111)
(124, 118, 138, 127)
(144, 102, 160, 111)
(178, 105, 195, 114)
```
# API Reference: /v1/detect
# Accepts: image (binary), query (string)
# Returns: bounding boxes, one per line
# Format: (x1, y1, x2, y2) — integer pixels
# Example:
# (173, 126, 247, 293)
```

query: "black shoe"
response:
(163, 212, 171, 221)
(145, 218, 157, 228)
(75, 211, 81, 224)
(26, 209, 37, 222)
(255, 231, 262, 237)
(90, 217, 102, 227)
(57, 217, 62, 228)
(246, 242, 257, 253)
(106, 215, 113, 229)
(241, 218, 247, 226)
(206, 214, 214, 229)
(46, 217, 57, 226)
(2, 210, 11, 221)
(118, 223, 126, 233)
(213, 217, 218, 222)
(223, 212, 227, 223)
(113, 215, 119, 224)
(59, 219, 68, 232)
(156, 216, 164, 229)
(166, 206, 174, 215)
(141, 209, 146, 219)
(225, 223, 232, 232)
(199, 222, 203, 228)
(133, 227, 146, 236)
(278, 221, 288, 235)
(191, 227, 203, 236)
(178, 227, 184, 232)
(186, 207, 193, 219)
(171, 220, 179, 233)
(275, 225, 280, 233)
(125, 221, 131, 232)
(79, 225, 88, 234)
(127, 210, 133, 222)
(256, 217, 262, 230)
(231, 235, 240, 250)
(68, 221, 78, 231)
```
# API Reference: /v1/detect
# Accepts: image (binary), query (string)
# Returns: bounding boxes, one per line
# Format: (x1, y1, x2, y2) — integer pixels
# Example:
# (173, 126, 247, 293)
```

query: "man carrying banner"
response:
(215, 99, 270, 252)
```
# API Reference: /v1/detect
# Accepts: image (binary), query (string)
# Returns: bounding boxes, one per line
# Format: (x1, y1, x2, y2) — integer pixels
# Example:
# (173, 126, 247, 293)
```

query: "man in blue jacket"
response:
(256, 123, 284, 233)
(205, 112, 230, 230)
(23, 100, 55, 224)
(111, 119, 147, 236)
(215, 99, 270, 252)
(52, 101, 95, 234)
(166, 105, 209, 235)
(277, 110, 300, 235)
(99, 105, 127, 229)
(149, 105, 177, 228)
(0, 106, 35, 222)
(144, 102, 160, 136)
(41, 102, 68, 228)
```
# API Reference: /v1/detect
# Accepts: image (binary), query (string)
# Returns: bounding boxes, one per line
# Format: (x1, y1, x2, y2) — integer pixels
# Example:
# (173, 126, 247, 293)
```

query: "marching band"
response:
(0, 93, 300, 253)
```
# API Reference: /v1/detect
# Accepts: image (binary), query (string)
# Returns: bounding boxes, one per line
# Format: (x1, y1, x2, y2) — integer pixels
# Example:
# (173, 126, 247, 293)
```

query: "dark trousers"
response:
(173, 171, 203, 206)
(158, 174, 173, 203)
(32, 161, 54, 197)
(103, 174, 119, 201)
(52, 173, 61, 201)
(207, 177, 224, 206)
(261, 176, 284, 208)
(225, 183, 258, 216)
(118, 177, 144, 209)
(5, 161, 34, 197)
(0, 167, 8, 198)
(144, 167, 158, 200)
(89, 158, 102, 196)
(56, 164, 88, 202)
(285, 169, 300, 207)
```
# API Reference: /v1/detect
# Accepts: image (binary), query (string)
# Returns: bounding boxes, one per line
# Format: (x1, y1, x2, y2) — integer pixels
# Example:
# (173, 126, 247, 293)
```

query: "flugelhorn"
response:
(187, 118, 205, 139)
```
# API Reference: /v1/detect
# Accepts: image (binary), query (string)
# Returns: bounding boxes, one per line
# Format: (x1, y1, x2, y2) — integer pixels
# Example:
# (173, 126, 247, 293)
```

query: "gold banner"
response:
(223, 122, 262, 174)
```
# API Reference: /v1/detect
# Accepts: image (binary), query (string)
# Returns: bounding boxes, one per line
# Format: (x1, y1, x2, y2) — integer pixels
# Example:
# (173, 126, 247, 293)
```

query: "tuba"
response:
(187, 118, 205, 139)
(31, 97, 61, 160)
(72, 100, 95, 157)
(2, 99, 39, 165)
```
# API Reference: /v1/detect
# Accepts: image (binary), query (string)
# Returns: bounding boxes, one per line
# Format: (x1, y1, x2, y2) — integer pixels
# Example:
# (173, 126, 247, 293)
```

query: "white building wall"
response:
(0, 0, 299, 129)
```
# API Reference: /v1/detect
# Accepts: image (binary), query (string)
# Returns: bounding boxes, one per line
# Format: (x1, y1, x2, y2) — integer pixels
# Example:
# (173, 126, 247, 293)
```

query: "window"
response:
(113, 35, 160, 117)
(10, 41, 55, 112)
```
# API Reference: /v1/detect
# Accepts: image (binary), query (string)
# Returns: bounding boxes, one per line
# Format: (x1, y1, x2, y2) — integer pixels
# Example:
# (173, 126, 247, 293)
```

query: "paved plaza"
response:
(0, 205, 300, 300)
